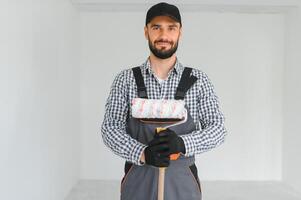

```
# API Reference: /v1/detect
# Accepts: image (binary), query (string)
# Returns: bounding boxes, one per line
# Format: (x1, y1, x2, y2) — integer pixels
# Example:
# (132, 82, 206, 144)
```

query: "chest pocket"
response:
(132, 66, 198, 100)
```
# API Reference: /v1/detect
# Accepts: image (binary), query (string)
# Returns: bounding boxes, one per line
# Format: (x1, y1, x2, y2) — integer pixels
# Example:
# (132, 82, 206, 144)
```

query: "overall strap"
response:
(132, 66, 148, 98)
(175, 67, 198, 100)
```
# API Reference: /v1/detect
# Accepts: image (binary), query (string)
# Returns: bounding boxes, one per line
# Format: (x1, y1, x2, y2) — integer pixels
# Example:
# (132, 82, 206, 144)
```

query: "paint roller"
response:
(132, 97, 188, 200)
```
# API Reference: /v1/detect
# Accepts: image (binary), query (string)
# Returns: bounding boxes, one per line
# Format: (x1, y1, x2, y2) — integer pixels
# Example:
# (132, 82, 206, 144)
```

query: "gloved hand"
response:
(155, 128, 186, 155)
(144, 137, 170, 167)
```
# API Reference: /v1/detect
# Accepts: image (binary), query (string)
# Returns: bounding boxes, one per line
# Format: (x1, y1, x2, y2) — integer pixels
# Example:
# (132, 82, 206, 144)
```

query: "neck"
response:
(148, 54, 177, 80)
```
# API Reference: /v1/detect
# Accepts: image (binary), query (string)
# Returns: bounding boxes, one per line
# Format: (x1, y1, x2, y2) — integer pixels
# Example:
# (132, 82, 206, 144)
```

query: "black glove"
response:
(144, 137, 170, 167)
(155, 128, 186, 155)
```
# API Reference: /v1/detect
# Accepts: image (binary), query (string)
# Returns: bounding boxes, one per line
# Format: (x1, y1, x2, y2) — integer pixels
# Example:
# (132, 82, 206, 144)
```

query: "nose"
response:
(157, 31, 170, 43)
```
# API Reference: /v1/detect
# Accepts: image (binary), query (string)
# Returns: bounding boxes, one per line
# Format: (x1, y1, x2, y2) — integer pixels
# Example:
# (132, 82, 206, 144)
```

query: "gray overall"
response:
(120, 67, 202, 200)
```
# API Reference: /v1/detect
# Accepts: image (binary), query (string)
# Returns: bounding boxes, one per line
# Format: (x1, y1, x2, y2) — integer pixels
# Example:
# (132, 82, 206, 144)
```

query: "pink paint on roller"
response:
(150, 103, 155, 116)
(132, 98, 137, 105)
(172, 101, 176, 114)
(160, 100, 166, 118)
(139, 99, 146, 114)
(164, 100, 168, 117)
(131, 98, 187, 119)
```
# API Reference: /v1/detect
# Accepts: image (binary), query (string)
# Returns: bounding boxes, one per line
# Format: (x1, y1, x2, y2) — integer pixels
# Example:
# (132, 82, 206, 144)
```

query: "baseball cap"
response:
(145, 2, 182, 27)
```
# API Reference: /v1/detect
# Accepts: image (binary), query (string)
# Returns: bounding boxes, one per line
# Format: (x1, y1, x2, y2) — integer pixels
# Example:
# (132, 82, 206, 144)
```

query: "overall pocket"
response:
(188, 164, 202, 196)
(120, 162, 134, 192)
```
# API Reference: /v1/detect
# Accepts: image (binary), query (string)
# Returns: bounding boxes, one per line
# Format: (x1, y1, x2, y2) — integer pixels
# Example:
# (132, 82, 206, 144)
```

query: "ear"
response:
(179, 27, 182, 39)
(144, 26, 148, 40)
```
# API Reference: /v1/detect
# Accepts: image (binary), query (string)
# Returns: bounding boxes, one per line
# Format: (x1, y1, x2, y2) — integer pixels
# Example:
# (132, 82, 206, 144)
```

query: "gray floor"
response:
(65, 180, 301, 200)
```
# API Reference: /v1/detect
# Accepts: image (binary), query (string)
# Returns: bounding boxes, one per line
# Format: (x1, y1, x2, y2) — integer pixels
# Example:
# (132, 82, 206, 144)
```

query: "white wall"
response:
(80, 11, 285, 181)
(283, 7, 301, 194)
(0, 1, 80, 200)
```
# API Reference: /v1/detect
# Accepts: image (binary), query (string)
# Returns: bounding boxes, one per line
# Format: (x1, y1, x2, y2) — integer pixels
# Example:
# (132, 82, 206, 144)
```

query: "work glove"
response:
(154, 128, 186, 155)
(144, 137, 170, 167)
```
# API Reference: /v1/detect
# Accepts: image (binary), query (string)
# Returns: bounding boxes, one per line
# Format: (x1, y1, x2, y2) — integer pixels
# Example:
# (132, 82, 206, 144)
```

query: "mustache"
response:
(155, 40, 172, 44)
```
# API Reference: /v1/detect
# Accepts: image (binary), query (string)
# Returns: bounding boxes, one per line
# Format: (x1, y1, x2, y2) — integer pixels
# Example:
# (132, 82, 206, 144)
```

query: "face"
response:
(144, 16, 182, 59)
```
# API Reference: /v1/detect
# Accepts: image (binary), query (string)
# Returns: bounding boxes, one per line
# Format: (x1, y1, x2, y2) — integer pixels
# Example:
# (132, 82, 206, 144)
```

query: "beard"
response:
(148, 36, 179, 59)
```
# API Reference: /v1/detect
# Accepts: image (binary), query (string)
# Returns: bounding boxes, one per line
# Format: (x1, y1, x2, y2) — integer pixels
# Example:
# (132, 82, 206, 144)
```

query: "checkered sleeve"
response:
(180, 72, 227, 156)
(101, 70, 147, 166)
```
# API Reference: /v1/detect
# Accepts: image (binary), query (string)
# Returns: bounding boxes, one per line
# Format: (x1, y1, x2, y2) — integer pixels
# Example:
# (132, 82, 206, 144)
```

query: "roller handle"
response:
(156, 127, 180, 200)
(158, 167, 165, 200)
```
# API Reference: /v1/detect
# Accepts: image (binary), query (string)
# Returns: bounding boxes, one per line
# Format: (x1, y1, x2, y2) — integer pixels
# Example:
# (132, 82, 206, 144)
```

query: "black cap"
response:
(145, 2, 182, 27)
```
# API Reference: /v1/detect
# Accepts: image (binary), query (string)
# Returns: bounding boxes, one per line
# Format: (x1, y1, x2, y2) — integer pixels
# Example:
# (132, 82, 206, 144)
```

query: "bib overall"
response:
(120, 66, 202, 200)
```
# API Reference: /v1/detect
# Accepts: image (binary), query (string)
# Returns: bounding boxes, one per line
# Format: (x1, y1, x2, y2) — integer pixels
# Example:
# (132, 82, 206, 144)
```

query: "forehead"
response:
(148, 15, 180, 26)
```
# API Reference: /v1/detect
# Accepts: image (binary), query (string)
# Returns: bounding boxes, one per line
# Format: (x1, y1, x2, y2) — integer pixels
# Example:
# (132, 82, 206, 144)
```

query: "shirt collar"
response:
(142, 56, 183, 76)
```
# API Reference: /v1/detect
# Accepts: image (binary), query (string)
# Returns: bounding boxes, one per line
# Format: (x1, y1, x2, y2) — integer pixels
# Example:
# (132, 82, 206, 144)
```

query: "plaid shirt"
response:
(101, 57, 227, 166)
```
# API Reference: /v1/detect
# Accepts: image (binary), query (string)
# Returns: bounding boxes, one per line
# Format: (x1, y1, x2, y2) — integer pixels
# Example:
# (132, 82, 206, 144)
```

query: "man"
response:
(101, 2, 227, 200)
